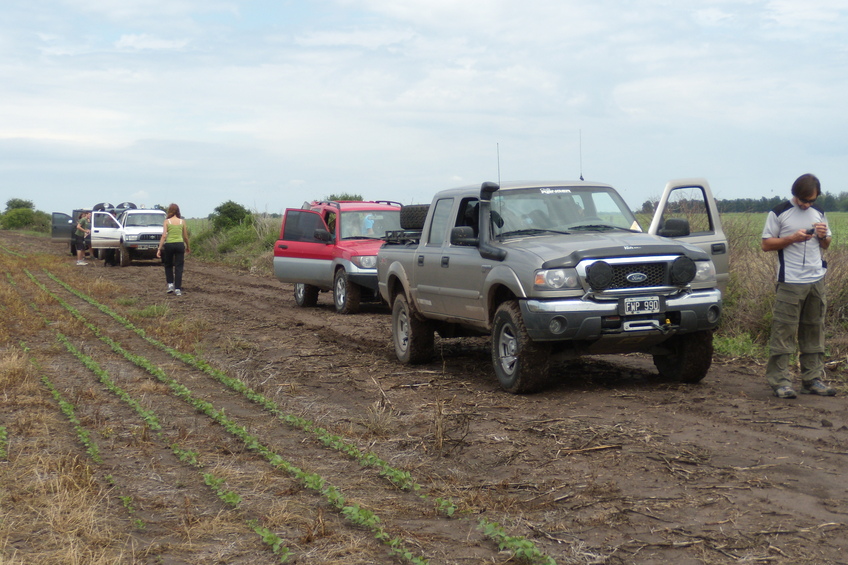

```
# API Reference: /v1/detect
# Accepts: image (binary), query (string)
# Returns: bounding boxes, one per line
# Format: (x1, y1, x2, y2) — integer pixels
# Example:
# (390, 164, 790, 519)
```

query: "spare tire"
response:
(400, 204, 429, 230)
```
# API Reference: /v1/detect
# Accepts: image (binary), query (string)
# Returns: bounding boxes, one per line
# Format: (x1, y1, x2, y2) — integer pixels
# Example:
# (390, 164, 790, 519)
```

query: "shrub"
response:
(1, 209, 50, 232)
(208, 201, 252, 232)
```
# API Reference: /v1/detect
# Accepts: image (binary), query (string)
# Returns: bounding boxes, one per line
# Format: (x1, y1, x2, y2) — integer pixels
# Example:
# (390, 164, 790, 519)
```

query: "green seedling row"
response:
(40, 370, 103, 463)
(28, 270, 430, 565)
(0, 426, 8, 460)
(14, 274, 295, 563)
(43, 268, 557, 565)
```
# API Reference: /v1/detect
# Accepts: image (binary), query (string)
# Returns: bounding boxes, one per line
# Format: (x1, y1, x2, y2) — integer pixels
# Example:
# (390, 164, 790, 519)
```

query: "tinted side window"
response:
(283, 210, 325, 242)
(93, 213, 119, 228)
(427, 198, 454, 246)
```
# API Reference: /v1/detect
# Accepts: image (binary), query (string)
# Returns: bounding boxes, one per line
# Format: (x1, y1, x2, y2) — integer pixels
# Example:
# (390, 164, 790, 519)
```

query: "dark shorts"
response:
(75, 234, 88, 250)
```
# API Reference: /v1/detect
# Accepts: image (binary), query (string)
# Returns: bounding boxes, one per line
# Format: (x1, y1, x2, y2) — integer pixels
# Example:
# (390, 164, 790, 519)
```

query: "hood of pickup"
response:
(502, 232, 710, 269)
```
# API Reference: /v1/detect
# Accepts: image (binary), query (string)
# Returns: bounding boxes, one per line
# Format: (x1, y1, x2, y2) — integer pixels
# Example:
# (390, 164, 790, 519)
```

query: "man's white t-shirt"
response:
(762, 200, 830, 284)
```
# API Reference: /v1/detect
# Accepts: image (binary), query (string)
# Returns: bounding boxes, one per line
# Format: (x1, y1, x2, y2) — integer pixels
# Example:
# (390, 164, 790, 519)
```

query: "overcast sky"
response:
(2, 0, 847, 218)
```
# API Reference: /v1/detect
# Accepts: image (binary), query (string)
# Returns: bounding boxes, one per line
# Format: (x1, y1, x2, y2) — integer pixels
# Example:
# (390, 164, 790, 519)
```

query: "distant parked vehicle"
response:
(272, 199, 402, 314)
(51, 203, 166, 266)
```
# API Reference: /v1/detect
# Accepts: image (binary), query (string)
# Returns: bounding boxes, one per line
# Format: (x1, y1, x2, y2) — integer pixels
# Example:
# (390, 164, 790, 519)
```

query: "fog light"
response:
(707, 305, 721, 324)
(670, 256, 696, 285)
(586, 261, 613, 290)
(549, 316, 567, 334)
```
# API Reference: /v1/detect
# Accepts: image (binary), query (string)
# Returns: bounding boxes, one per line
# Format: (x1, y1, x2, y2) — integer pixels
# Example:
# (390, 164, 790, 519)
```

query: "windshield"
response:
(124, 213, 166, 227)
(339, 210, 401, 239)
(491, 186, 641, 238)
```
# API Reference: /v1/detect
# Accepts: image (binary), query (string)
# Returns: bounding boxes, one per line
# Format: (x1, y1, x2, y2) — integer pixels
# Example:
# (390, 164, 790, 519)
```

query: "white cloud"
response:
(115, 34, 189, 50)
(3, 0, 848, 217)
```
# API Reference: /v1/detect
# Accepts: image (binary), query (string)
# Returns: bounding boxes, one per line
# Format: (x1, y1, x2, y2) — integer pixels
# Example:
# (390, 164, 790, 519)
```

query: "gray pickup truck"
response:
(377, 179, 728, 393)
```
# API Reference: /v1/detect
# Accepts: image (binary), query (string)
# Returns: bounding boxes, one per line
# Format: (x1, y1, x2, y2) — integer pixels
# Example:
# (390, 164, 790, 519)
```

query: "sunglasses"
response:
(798, 196, 817, 204)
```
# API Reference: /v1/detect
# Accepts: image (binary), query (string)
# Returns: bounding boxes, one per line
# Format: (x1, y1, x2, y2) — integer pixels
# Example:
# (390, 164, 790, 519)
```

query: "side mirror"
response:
(313, 228, 332, 242)
(658, 218, 690, 237)
(450, 226, 478, 246)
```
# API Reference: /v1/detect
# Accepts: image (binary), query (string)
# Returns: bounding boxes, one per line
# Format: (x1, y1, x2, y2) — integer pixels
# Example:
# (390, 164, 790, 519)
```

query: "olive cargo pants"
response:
(765, 279, 826, 390)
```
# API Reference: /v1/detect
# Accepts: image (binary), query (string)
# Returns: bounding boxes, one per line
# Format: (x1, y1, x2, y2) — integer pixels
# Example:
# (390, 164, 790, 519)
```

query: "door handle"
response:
(277, 243, 288, 250)
(711, 243, 726, 254)
(417, 255, 424, 266)
(441, 256, 449, 268)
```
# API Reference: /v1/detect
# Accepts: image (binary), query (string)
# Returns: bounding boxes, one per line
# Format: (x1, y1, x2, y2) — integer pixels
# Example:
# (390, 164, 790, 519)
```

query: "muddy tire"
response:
(333, 269, 361, 314)
(492, 301, 550, 394)
(118, 244, 132, 267)
(392, 293, 434, 364)
(653, 330, 714, 383)
(293, 283, 319, 307)
(400, 204, 430, 230)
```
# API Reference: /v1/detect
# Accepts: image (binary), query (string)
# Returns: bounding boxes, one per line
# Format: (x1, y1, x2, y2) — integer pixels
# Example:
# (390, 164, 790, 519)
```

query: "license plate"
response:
(624, 296, 660, 315)
(136, 244, 156, 249)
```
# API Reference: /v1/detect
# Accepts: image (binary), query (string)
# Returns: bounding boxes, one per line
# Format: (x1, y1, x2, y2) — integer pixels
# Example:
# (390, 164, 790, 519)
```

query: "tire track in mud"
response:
(18, 265, 543, 564)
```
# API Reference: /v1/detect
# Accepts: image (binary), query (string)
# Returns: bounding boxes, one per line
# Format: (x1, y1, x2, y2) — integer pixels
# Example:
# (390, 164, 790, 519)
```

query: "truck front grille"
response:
(610, 263, 665, 289)
(139, 234, 160, 241)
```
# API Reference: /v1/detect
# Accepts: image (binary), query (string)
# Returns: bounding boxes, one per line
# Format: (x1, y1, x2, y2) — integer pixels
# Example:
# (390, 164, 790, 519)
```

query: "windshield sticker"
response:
(539, 188, 572, 195)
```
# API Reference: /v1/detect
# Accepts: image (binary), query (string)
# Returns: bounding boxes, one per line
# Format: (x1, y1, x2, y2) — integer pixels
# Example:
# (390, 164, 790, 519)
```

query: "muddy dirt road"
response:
(2, 230, 847, 564)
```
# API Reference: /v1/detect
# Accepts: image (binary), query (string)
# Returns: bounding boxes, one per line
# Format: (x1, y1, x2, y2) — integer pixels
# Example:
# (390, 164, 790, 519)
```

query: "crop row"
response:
(22, 268, 432, 563)
(40, 268, 558, 564)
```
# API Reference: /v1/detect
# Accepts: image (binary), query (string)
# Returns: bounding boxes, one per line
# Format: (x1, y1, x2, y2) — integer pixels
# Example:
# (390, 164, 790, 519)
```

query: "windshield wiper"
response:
(499, 228, 571, 238)
(569, 224, 635, 232)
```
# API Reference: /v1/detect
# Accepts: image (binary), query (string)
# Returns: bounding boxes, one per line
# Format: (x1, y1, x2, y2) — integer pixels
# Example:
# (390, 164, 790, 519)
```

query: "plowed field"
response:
(2, 230, 847, 565)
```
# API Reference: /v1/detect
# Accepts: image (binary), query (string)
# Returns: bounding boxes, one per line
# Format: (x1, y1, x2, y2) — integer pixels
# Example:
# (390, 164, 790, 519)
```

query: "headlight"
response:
(351, 255, 377, 269)
(125, 234, 138, 241)
(534, 268, 581, 290)
(693, 260, 717, 284)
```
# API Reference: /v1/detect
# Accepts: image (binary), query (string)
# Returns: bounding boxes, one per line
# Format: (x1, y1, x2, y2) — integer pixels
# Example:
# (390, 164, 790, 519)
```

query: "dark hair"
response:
(166, 203, 181, 219)
(791, 173, 821, 199)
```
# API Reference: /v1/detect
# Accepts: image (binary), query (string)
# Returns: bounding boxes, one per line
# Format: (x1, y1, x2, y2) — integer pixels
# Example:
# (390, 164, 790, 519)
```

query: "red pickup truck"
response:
(272, 200, 402, 314)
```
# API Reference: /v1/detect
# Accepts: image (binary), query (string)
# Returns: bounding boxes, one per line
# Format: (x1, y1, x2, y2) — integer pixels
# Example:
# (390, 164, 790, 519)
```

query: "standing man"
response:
(74, 210, 91, 266)
(761, 173, 836, 398)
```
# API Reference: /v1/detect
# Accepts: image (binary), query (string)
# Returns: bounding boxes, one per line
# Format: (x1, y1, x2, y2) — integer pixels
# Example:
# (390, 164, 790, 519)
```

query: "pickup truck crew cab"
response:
(273, 200, 403, 314)
(377, 179, 727, 393)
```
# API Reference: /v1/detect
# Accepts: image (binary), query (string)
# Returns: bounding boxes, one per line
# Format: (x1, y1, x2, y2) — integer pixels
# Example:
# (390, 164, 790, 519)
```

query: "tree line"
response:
(715, 192, 848, 213)
(638, 192, 848, 215)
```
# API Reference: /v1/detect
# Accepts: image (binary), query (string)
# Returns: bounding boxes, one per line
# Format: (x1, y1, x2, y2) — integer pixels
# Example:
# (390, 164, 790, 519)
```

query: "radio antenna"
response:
(579, 130, 584, 181)
(497, 143, 501, 186)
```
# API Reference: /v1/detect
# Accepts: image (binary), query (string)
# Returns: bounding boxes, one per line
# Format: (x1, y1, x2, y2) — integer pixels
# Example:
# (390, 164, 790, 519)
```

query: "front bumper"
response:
(348, 272, 379, 291)
(520, 289, 722, 342)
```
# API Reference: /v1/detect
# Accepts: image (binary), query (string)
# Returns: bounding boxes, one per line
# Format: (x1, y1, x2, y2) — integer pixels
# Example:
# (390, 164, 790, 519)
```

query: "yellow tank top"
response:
(165, 219, 184, 243)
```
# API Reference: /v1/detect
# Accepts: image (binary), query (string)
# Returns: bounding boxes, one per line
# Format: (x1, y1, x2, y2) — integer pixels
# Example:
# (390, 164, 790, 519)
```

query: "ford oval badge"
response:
(626, 272, 648, 283)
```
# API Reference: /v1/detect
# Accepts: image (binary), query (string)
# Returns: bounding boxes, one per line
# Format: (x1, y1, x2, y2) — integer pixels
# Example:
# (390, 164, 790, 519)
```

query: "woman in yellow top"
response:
(156, 203, 191, 296)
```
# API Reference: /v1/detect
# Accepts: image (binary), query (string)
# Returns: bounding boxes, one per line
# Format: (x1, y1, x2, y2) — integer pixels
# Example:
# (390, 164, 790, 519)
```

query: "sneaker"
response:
(800, 379, 836, 396)
(174, 289, 182, 296)
(76, 261, 88, 266)
(167, 283, 175, 294)
(774, 386, 797, 399)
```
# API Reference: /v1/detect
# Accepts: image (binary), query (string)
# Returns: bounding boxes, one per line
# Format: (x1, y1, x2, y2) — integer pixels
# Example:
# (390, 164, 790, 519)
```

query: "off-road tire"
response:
(652, 330, 714, 383)
(118, 244, 132, 267)
(334, 269, 361, 314)
(492, 301, 550, 394)
(392, 293, 434, 364)
(400, 204, 430, 230)
(293, 283, 319, 307)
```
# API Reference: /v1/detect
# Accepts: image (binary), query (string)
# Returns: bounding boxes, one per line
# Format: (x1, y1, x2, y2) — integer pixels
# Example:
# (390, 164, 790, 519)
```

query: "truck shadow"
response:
(432, 338, 691, 394)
